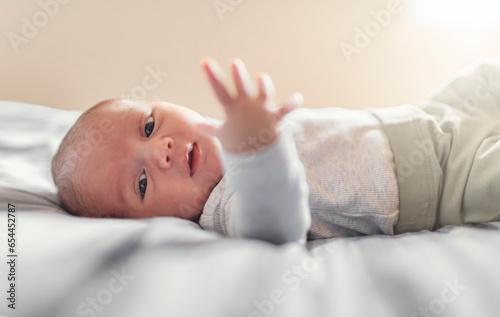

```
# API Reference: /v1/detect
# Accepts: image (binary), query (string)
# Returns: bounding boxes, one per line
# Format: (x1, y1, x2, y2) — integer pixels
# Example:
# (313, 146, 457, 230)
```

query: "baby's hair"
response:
(51, 99, 125, 219)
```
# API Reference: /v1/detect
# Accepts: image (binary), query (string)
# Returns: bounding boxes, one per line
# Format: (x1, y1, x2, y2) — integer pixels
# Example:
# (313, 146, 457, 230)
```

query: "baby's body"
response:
(52, 58, 500, 245)
(200, 106, 399, 243)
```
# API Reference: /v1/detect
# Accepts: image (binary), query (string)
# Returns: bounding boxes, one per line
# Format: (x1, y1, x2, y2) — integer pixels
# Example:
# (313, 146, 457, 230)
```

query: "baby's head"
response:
(52, 98, 224, 221)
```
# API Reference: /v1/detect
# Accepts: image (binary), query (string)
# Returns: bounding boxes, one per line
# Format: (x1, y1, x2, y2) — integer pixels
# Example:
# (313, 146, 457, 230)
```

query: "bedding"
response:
(1, 60, 500, 317)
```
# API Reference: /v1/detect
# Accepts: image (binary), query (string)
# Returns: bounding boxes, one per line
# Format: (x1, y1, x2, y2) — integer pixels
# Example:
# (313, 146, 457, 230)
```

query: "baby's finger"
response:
(201, 58, 233, 107)
(257, 73, 275, 102)
(276, 93, 303, 119)
(232, 59, 255, 97)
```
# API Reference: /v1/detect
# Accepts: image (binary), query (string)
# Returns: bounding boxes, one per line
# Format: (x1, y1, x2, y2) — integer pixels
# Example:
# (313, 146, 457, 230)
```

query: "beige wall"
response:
(1, 0, 500, 119)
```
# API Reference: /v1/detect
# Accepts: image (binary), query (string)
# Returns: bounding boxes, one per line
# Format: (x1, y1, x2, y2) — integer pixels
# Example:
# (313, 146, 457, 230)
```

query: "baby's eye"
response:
(139, 172, 147, 197)
(145, 116, 155, 137)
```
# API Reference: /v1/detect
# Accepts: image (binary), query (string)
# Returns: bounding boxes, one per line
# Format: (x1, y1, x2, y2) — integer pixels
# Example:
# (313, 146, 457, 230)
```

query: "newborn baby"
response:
(52, 58, 500, 244)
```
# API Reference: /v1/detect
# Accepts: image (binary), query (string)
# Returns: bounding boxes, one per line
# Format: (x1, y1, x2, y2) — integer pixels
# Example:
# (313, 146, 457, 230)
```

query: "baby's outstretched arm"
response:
(197, 57, 311, 244)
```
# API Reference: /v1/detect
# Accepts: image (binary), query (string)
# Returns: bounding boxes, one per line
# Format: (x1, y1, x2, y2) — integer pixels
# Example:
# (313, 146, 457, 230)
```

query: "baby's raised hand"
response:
(197, 57, 303, 155)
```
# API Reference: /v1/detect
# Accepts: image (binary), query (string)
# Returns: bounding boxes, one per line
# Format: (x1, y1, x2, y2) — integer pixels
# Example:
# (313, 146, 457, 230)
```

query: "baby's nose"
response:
(152, 137, 174, 170)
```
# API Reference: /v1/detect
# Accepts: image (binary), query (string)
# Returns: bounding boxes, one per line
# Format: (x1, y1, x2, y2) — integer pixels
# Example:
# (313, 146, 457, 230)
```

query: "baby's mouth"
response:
(188, 148, 193, 171)
(189, 143, 200, 177)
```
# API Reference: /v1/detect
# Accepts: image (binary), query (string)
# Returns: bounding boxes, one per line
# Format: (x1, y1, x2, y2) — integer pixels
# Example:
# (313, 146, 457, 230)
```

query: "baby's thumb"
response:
(195, 122, 220, 137)
(277, 93, 303, 119)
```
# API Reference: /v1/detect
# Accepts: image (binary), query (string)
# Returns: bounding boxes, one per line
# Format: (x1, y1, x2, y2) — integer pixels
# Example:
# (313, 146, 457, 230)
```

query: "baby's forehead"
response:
(71, 99, 148, 208)
(80, 102, 149, 138)
(75, 101, 142, 161)
(89, 99, 146, 121)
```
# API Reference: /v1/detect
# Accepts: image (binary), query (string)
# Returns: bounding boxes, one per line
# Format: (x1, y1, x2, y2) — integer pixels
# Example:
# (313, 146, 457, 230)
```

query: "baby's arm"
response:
(198, 58, 311, 244)
(223, 127, 310, 244)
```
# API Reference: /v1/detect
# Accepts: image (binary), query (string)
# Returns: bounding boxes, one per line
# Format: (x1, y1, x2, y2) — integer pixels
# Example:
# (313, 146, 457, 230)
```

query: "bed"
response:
(1, 59, 500, 317)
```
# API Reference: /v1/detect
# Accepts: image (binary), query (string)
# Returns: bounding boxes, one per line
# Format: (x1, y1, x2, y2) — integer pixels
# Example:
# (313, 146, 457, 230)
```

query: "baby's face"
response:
(79, 99, 224, 220)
